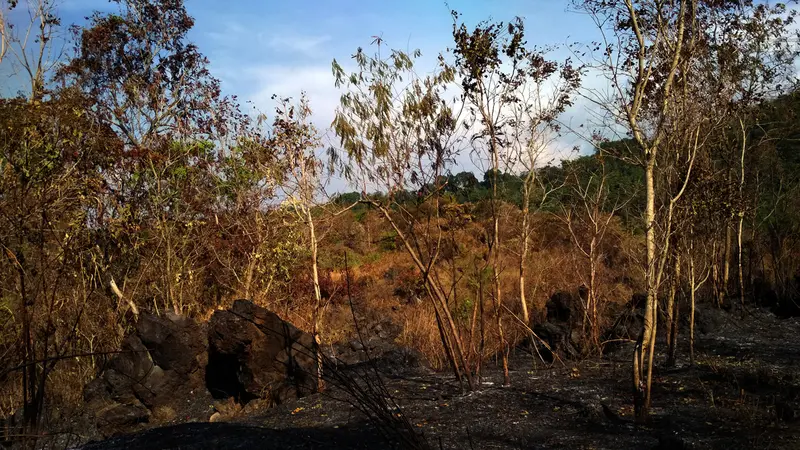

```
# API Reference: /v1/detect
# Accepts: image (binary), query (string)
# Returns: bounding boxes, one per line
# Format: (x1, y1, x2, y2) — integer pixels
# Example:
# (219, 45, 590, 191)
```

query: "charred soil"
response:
(79, 305, 800, 450)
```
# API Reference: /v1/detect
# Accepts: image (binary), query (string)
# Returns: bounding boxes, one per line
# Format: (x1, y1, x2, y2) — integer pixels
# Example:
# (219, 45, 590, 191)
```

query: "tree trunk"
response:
(712, 239, 721, 307)
(737, 216, 745, 318)
(722, 225, 732, 305)
(689, 247, 697, 366)
(634, 161, 658, 422)
(491, 155, 509, 387)
(589, 236, 599, 354)
(519, 195, 531, 325)
(307, 210, 325, 391)
(428, 284, 462, 387)
(478, 273, 486, 384)
(377, 205, 475, 390)
(738, 119, 747, 318)
(243, 256, 255, 300)
(666, 253, 681, 367)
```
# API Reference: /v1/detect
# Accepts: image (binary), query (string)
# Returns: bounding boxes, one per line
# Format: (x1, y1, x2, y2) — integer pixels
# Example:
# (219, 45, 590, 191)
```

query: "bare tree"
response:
(272, 93, 356, 391)
(508, 50, 581, 327)
(332, 41, 475, 390)
(561, 153, 626, 355)
(573, 0, 701, 420)
(450, 13, 580, 386)
(3, 0, 63, 100)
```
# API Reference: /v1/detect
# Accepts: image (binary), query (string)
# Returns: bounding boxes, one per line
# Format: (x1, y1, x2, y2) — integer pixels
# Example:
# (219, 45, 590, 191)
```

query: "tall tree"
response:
(332, 41, 475, 390)
(60, 0, 243, 314)
(575, 0, 799, 420)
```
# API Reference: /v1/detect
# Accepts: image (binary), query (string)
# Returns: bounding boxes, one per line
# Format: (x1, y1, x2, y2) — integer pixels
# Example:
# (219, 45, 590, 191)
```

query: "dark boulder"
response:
(546, 291, 576, 323)
(84, 335, 153, 407)
(753, 277, 778, 308)
(136, 311, 207, 377)
(533, 322, 578, 363)
(628, 292, 647, 310)
(206, 300, 317, 405)
(374, 347, 423, 375)
(694, 305, 727, 335)
(83, 312, 208, 437)
(95, 402, 150, 434)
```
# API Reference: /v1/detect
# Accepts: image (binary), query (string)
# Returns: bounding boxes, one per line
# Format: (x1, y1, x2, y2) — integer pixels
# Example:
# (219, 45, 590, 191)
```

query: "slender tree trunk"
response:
(666, 253, 681, 367)
(428, 284, 462, 386)
(243, 255, 255, 300)
(478, 273, 486, 384)
(469, 280, 480, 365)
(491, 149, 509, 387)
(377, 206, 475, 390)
(689, 246, 697, 366)
(635, 161, 658, 422)
(712, 239, 721, 307)
(307, 209, 324, 391)
(519, 195, 531, 325)
(737, 217, 745, 318)
(738, 119, 747, 318)
(722, 225, 732, 305)
(589, 236, 599, 354)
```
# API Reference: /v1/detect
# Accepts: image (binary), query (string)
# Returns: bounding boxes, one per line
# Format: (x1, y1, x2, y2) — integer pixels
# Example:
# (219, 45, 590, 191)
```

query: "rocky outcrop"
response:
(205, 300, 318, 405)
(533, 322, 579, 362)
(82, 301, 320, 437)
(84, 311, 208, 437)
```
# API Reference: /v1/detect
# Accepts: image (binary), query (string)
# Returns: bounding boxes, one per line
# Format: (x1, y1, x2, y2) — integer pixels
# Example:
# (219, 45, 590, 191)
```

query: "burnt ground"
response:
(81, 306, 800, 450)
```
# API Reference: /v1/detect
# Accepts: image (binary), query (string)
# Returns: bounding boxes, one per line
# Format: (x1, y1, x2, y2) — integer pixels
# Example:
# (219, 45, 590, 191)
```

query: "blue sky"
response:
(43, 0, 595, 127)
(190, 0, 595, 134)
(3, 0, 598, 190)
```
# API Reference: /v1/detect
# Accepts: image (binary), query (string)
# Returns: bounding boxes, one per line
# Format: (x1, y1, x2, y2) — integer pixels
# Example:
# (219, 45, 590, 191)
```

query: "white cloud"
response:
(239, 64, 341, 137)
(265, 34, 331, 57)
(203, 21, 249, 46)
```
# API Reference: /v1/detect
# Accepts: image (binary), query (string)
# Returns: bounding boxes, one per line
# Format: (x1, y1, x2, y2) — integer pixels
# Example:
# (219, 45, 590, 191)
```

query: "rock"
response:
(151, 405, 176, 423)
(533, 322, 578, 362)
(775, 400, 798, 422)
(212, 398, 241, 417)
(606, 309, 643, 342)
(628, 292, 647, 310)
(206, 300, 318, 405)
(546, 291, 575, 323)
(350, 340, 365, 352)
(136, 311, 207, 378)
(375, 347, 423, 375)
(239, 398, 273, 416)
(85, 335, 154, 406)
(753, 278, 778, 307)
(694, 305, 726, 335)
(96, 402, 150, 436)
(84, 312, 208, 437)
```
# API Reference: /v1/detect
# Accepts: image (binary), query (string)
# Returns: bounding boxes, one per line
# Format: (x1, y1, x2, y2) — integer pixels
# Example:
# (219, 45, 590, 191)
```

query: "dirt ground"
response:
(81, 306, 800, 449)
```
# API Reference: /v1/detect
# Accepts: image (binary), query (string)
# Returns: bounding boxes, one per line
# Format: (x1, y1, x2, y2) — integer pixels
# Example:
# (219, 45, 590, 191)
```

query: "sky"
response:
(3, 0, 601, 191)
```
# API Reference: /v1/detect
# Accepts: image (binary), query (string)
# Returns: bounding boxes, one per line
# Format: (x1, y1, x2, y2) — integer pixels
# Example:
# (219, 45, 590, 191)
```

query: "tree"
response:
(575, 0, 799, 420)
(574, 0, 707, 420)
(0, 89, 121, 435)
(271, 94, 328, 391)
(332, 41, 475, 390)
(2, 0, 62, 99)
(60, 0, 243, 315)
(507, 49, 581, 330)
(450, 13, 521, 386)
(561, 153, 626, 354)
